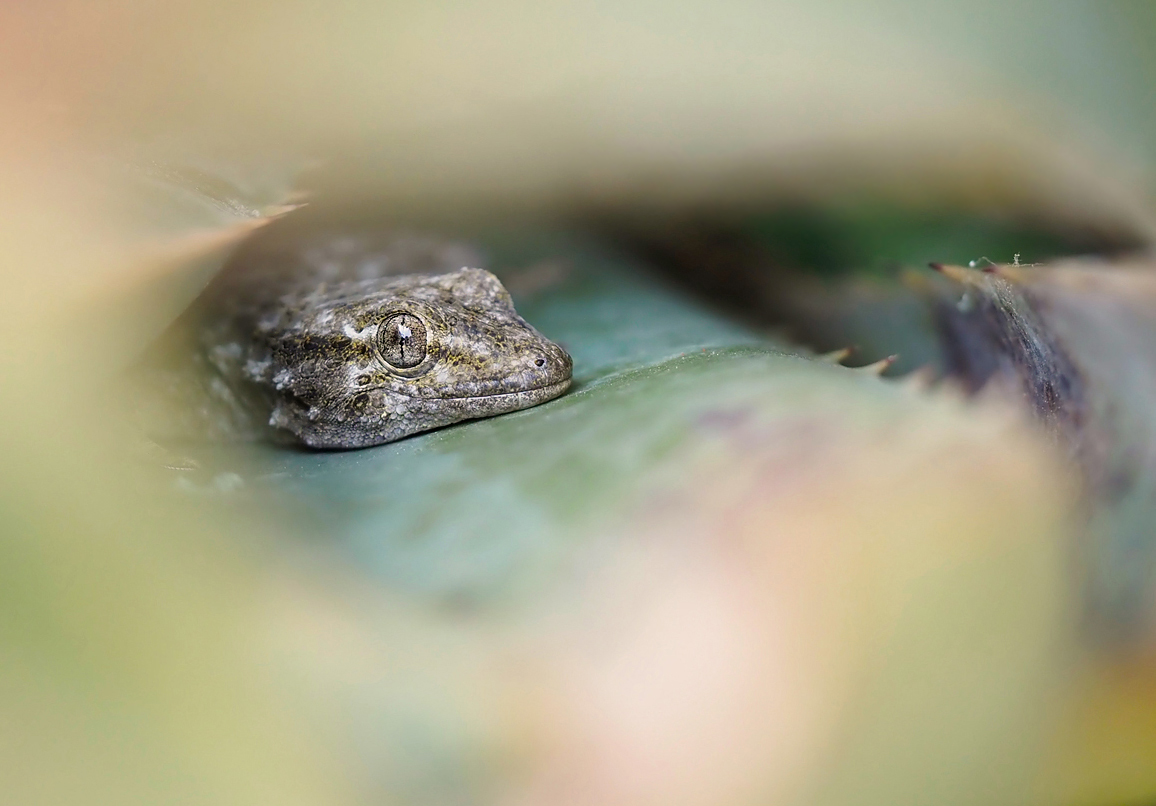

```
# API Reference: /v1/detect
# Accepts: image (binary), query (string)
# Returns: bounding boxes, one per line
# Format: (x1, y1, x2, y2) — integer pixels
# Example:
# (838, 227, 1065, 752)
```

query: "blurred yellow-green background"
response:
(2, 3, 1156, 805)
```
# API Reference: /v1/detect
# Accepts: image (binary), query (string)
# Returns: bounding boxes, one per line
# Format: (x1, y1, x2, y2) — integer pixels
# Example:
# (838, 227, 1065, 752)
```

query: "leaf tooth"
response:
(858, 354, 898, 376)
(819, 346, 854, 365)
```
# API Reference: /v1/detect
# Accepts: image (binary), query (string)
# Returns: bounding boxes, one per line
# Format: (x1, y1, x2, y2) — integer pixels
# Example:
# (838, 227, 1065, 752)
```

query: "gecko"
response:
(135, 229, 572, 449)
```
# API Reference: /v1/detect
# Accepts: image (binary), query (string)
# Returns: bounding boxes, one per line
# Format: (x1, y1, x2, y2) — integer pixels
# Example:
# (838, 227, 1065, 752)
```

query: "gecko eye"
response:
(378, 313, 427, 369)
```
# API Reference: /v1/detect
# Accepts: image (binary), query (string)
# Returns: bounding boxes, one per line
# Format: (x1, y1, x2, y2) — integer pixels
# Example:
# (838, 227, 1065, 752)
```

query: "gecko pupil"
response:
(379, 313, 427, 368)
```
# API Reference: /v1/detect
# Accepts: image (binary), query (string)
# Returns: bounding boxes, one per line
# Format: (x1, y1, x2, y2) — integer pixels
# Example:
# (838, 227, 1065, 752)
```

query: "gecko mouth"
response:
(448, 377, 572, 404)
(413, 379, 572, 419)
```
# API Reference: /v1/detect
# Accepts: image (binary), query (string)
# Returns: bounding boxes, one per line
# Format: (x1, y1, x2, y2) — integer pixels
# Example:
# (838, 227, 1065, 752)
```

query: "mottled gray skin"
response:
(140, 232, 572, 449)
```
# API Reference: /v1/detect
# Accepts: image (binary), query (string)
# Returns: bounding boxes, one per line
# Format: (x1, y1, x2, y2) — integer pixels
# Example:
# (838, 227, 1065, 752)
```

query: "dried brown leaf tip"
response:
(928, 262, 983, 285)
(931, 260, 1033, 285)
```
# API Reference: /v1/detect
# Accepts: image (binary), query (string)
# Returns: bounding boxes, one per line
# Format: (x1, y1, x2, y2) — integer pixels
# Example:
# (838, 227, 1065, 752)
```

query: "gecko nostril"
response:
(534, 357, 546, 368)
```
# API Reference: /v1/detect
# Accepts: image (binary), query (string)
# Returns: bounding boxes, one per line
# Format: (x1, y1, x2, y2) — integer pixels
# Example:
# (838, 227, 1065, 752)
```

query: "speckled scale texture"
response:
(137, 230, 572, 449)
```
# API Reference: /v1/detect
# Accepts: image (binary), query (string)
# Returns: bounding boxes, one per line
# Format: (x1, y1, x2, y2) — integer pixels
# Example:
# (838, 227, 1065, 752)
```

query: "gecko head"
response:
(265, 268, 572, 448)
